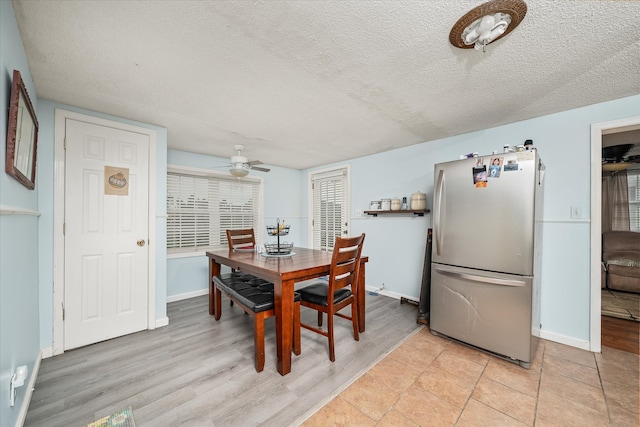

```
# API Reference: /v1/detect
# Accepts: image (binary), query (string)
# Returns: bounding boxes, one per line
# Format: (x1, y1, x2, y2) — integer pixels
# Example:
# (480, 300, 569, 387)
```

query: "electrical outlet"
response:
(570, 205, 582, 219)
(355, 209, 362, 217)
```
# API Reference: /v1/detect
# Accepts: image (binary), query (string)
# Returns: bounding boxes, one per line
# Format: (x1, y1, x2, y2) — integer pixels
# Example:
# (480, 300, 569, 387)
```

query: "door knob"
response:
(137, 239, 146, 247)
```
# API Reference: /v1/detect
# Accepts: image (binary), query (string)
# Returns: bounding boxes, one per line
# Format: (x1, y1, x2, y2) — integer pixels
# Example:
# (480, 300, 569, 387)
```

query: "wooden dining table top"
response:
(207, 246, 367, 282)
(206, 246, 368, 375)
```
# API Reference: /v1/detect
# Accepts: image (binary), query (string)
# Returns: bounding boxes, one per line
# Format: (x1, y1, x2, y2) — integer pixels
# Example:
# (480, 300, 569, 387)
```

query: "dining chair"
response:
(224, 228, 258, 308)
(226, 228, 256, 251)
(213, 272, 301, 372)
(297, 233, 365, 362)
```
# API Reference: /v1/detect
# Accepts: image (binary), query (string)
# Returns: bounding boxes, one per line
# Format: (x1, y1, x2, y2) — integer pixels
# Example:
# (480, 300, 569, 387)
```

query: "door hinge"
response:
(62, 303, 65, 321)
(64, 137, 67, 150)
(63, 223, 66, 235)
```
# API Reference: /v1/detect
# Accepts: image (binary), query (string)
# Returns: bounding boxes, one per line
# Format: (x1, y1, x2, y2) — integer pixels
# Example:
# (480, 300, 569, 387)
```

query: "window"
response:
(311, 167, 349, 251)
(628, 168, 640, 232)
(167, 166, 262, 254)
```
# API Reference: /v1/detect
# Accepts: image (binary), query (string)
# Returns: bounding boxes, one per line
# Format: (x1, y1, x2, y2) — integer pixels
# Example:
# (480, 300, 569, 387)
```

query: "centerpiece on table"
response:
(264, 218, 294, 256)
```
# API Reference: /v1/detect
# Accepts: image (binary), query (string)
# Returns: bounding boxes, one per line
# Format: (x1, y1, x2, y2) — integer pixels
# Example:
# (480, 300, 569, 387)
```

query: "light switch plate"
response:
(570, 205, 582, 219)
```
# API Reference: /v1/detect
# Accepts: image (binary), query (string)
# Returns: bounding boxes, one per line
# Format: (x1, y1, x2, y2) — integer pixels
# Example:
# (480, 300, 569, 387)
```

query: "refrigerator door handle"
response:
(434, 169, 444, 256)
(435, 268, 526, 287)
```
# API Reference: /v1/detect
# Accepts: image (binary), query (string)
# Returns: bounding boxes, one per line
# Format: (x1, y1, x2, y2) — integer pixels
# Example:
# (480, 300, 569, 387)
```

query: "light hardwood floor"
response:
(25, 293, 420, 426)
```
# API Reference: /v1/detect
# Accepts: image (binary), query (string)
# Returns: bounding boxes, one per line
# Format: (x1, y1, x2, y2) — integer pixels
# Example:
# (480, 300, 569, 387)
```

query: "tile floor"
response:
(302, 326, 639, 426)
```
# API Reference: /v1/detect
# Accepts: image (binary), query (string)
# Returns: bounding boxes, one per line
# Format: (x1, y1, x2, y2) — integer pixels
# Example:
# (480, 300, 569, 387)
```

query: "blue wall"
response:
(0, 1, 40, 425)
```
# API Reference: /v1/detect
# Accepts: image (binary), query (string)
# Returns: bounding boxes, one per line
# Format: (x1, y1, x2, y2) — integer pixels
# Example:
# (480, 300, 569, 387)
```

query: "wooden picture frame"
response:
(6, 69, 39, 189)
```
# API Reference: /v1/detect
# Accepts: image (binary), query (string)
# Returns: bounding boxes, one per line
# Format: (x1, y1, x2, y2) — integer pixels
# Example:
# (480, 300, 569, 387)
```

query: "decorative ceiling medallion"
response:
(450, 0, 527, 51)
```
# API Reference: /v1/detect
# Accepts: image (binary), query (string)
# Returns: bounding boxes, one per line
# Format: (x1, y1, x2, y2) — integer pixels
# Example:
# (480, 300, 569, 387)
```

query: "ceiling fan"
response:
(224, 144, 270, 177)
(602, 144, 640, 172)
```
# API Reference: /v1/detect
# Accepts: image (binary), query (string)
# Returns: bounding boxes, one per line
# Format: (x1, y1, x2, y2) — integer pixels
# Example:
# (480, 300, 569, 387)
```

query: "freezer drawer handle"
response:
(435, 268, 525, 287)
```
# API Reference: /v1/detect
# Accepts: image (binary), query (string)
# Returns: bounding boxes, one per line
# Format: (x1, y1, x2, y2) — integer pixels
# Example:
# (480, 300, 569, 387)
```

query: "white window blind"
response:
(628, 169, 640, 232)
(312, 168, 347, 251)
(167, 169, 261, 254)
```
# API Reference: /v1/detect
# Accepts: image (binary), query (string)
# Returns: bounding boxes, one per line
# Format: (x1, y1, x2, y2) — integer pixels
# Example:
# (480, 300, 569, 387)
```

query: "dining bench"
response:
(212, 272, 301, 372)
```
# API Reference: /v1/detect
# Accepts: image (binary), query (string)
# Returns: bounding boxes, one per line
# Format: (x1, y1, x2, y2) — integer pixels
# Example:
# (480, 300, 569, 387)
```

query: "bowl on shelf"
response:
(264, 242, 294, 255)
(267, 225, 290, 236)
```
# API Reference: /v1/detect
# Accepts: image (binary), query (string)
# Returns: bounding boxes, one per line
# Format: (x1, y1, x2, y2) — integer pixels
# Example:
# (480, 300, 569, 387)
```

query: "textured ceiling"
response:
(11, 0, 640, 170)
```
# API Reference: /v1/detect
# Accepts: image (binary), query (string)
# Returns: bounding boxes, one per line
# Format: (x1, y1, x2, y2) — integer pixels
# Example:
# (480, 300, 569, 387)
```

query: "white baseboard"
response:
(166, 288, 208, 303)
(365, 286, 418, 304)
(40, 347, 53, 359)
(155, 316, 170, 328)
(15, 350, 42, 427)
(539, 329, 591, 351)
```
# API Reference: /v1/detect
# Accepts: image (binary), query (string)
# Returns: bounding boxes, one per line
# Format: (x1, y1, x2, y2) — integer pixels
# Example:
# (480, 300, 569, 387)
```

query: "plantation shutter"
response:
(167, 170, 261, 254)
(312, 168, 348, 251)
(628, 169, 640, 232)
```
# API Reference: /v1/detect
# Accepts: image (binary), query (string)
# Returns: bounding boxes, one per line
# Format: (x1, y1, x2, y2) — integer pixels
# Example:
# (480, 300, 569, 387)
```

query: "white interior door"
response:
(64, 119, 149, 350)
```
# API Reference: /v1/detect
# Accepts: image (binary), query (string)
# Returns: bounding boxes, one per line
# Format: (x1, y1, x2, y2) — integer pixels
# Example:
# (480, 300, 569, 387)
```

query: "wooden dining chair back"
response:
(298, 233, 365, 362)
(226, 228, 256, 251)
(223, 228, 258, 308)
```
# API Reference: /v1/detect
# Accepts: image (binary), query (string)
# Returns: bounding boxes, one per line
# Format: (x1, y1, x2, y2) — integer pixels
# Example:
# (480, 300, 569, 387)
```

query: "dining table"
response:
(206, 247, 368, 376)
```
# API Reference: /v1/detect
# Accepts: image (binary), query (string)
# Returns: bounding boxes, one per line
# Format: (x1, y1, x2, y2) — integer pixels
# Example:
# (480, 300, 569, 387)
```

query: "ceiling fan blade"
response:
(246, 160, 263, 166)
(602, 144, 634, 162)
(250, 165, 270, 172)
(207, 160, 233, 169)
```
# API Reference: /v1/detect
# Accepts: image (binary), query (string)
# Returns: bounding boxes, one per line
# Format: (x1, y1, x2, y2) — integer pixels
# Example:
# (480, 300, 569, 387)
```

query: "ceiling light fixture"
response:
(449, 0, 527, 53)
(602, 162, 631, 172)
(229, 165, 249, 177)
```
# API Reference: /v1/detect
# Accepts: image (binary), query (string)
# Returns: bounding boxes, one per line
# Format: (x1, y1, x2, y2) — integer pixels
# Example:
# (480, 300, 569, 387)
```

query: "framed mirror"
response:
(6, 69, 39, 189)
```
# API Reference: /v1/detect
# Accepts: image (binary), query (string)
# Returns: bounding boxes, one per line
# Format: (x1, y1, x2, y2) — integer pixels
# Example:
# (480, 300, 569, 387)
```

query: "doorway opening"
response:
(590, 116, 640, 353)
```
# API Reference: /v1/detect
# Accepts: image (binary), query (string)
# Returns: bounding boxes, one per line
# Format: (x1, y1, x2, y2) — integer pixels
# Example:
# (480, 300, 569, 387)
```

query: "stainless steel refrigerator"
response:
(430, 150, 545, 368)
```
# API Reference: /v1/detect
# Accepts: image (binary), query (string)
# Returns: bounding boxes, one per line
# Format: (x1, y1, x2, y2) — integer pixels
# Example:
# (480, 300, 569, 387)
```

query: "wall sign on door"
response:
(104, 166, 129, 195)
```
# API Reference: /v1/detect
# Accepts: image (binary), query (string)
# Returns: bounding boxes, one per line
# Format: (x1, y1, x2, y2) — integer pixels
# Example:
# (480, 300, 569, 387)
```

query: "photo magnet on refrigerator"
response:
(472, 166, 487, 188)
(489, 157, 503, 177)
(504, 160, 519, 171)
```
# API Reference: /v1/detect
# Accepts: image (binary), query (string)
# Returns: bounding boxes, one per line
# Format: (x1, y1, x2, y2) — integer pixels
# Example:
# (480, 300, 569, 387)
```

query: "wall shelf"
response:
(364, 209, 430, 217)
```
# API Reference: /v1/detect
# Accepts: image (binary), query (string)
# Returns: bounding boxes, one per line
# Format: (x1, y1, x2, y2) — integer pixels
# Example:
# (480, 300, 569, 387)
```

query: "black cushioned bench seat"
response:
(213, 272, 277, 312)
(212, 272, 301, 372)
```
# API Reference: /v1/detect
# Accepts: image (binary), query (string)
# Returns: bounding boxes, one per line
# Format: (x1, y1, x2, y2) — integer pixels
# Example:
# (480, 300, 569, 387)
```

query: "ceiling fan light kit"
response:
(602, 162, 631, 172)
(450, 0, 528, 52)
(230, 165, 250, 177)
(225, 144, 270, 177)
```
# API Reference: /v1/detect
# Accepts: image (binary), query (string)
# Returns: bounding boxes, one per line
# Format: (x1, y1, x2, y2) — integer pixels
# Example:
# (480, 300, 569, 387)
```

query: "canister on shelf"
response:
(410, 191, 427, 210)
(381, 199, 391, 211)
(390, 198, 402, 211)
